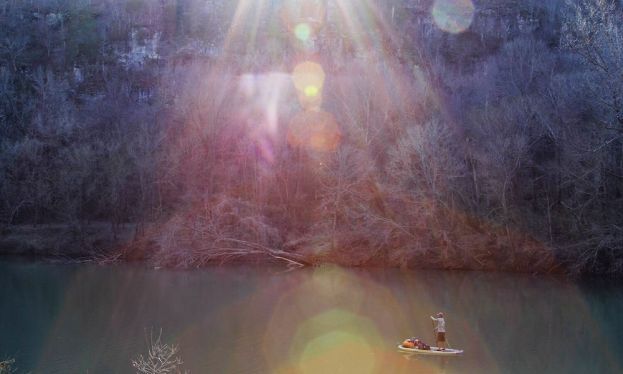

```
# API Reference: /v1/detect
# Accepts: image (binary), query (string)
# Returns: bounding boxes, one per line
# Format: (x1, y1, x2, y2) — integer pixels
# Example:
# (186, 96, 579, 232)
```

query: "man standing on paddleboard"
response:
(430, 312, 446, 351)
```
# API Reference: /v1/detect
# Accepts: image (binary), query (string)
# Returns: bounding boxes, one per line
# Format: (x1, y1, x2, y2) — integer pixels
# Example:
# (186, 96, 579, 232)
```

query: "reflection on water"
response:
(0, 261, 622, 373)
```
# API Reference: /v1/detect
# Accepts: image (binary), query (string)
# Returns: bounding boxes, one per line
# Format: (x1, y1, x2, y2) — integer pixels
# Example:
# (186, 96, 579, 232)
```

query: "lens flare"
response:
(237, 72, 290, 136)
(304, 85, 319, 97)
(287, 109, 341, 152)
(292, 61, 326, 109)
(292, 62, 325, 94)
(292, 309, 380, 374)
(299, 330, 377, 374)
(295, 23, 312, 41)
(431, 0, 475, 34)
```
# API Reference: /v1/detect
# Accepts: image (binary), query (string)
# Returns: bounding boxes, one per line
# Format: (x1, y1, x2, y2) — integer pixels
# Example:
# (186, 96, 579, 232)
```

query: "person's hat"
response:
(437, 312, 444, 317)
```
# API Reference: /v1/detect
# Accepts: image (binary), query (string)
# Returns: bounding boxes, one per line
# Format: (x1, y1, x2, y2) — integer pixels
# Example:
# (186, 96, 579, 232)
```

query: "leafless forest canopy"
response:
(1, 0, 622, 274)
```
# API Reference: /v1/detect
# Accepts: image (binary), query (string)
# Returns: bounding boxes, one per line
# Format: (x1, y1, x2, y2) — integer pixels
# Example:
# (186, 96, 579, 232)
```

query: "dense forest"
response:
(1, 0, 622, 274)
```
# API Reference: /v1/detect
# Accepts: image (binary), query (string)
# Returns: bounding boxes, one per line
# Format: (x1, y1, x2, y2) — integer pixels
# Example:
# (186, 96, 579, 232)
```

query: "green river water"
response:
(0, 260, 622, 373)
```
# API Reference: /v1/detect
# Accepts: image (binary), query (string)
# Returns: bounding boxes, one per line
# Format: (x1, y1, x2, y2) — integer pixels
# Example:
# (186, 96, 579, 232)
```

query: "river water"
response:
(0, 260, 621, 373)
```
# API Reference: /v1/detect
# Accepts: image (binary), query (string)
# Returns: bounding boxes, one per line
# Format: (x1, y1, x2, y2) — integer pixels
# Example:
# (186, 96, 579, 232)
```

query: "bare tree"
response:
(132, 331, 188, 374)
(0, 358, 16, 374)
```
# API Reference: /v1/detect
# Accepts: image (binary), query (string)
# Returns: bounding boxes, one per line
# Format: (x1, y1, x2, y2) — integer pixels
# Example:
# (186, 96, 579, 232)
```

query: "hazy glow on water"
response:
(298, 330, 376, 373)
(2, 261, 622, 373)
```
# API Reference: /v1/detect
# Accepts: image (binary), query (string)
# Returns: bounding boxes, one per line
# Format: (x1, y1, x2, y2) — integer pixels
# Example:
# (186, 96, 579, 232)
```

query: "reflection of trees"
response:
(2, 264, 623, 372)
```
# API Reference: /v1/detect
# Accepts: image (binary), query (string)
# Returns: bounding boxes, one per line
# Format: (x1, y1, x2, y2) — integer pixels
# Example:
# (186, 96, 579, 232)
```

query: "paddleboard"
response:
(397, 345, 463, 355)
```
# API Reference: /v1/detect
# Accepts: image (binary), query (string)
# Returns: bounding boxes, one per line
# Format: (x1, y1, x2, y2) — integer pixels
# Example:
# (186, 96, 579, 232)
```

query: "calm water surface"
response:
(0, 260, 622, 373)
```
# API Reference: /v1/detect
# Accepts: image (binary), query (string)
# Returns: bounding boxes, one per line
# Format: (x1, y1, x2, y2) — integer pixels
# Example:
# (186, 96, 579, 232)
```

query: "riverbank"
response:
(0, 222, 566, 275)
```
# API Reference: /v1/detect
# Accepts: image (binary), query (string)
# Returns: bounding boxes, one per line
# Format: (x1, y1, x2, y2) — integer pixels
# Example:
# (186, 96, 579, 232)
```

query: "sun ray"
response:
(222, 0, 252, 56)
